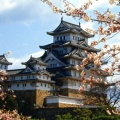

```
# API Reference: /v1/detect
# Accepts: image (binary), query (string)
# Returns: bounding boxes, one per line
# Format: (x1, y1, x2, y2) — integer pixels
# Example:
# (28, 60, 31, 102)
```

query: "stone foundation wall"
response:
(61, 88, 84, 98)
(36, 90, 50, 107)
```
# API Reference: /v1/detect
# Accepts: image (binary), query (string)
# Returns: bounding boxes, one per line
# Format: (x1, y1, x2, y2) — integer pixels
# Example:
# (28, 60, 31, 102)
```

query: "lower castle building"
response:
(0, 19, 108, 108)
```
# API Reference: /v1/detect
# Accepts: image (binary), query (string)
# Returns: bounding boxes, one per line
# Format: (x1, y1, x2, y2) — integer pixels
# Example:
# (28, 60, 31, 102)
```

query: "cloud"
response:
(0, 0, 54, 24)
(0, 0, 118, 25)
(8, 50, 45, 69)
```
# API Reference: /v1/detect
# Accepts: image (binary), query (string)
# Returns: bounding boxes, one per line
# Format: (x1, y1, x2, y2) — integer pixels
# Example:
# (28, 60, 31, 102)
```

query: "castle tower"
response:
(40, 19, 107, 107)
(6, 56, 54, 107)
(0, 54, 12, 71)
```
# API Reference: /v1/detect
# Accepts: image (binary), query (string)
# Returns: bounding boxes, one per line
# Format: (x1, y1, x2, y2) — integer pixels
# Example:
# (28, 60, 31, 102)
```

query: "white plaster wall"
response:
(46, 97, 83, 105)
(0, 64, 8, 70)
(34, 64, 46, 70)
(10, 75, 37, 81)
(62, 80, 90, 91)
(36, 83, 52, 91)
(54, 34, 71, 42)
(7, 82, 35, 90)
(70, 58, 81, 65)
(71, 70, 81, 77)
(6, 82, 52, 91)
(36, 74, 51, 81)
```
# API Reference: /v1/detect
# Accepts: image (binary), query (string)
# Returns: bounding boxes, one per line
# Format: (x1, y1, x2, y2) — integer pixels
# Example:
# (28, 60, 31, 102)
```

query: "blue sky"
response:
(0, 0, 119, 69)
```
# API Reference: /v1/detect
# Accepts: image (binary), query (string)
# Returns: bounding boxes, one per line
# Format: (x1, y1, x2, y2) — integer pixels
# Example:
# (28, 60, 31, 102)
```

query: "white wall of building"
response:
(7, 82, 52, 91)
(46, 96, 83, 105)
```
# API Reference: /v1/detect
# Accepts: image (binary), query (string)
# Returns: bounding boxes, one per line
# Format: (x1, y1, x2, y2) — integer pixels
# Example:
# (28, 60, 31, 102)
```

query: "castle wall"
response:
(46, 96, 83, 107)
(36, 90, 50, 107)
(61, 88, 84, 98)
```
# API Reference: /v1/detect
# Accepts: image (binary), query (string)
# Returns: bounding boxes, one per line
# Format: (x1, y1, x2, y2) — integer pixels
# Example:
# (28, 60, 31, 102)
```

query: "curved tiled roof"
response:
(0, 54, 12, 65)
(47, 20, 94, 38)
(22, 56, 48, 66)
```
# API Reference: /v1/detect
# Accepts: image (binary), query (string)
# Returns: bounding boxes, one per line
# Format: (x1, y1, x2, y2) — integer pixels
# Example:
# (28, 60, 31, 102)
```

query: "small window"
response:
(64, 36, 66, 40)
(17, 84, 19, 87)
(8, 85, 11, 88)
(73, 36, 74, 40)
(4, 65, 7, 69)
(45, 84, 46, 87)
(32, 75, 34, 78)
(23, 84, 26, 87)
(60, 36, 62, 40)
(43, 76, 45, 79)
(41, 83, 43, 86)
(57, 36, 59, 40)
(21, 76, 23, 80)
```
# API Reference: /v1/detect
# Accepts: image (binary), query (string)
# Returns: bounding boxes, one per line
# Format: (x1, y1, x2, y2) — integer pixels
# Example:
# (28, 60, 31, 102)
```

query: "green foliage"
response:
(17, 97, 34, 116)
(0, 94, 18, 111)
(92, 115, 120, 120)
(5, 95, 18, 111)
(73, 108, 92, 119)
(56, 113, 73, 120)
(55, 108, 120, 120)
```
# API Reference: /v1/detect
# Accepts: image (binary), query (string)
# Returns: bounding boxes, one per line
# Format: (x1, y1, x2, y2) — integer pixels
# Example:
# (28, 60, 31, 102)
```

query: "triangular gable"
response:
(20, 66, 33, 73)
(44, 52, 66, 67)
(54, 22, 69, 32)
(78, 40, 89, 48)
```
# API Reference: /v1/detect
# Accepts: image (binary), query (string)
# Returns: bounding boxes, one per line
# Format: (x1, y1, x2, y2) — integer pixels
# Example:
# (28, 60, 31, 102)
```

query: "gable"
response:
(20, 66, 33, 73)
(44, 52, 66, 67)
(54, 23, 68, 32)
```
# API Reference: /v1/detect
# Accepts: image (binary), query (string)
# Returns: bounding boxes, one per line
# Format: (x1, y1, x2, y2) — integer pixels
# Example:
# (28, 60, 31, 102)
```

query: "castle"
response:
(0, 19, 108, 108)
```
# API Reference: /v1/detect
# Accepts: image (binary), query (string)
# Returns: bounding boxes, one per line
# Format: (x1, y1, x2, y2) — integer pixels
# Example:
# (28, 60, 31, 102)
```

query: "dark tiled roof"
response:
(7, 69, 24, 75)
(40, 40, 100, 52)
(47, 20, 94, 38)
(0, 55, 12, 65)
(22, 56, 48, 66)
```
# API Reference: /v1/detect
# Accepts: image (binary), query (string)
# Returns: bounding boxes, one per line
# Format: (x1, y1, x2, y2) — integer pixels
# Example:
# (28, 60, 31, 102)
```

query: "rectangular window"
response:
(60, 36, 62, 40)
(8, 85, 11, 88)
(64, 36, 66, 40)
(32, 75, 34, 78)
(23, 84, 26, 87)
(57, 36, 59, 40)
(73, 36, 74, 40)
(17, 84, 19, 87)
